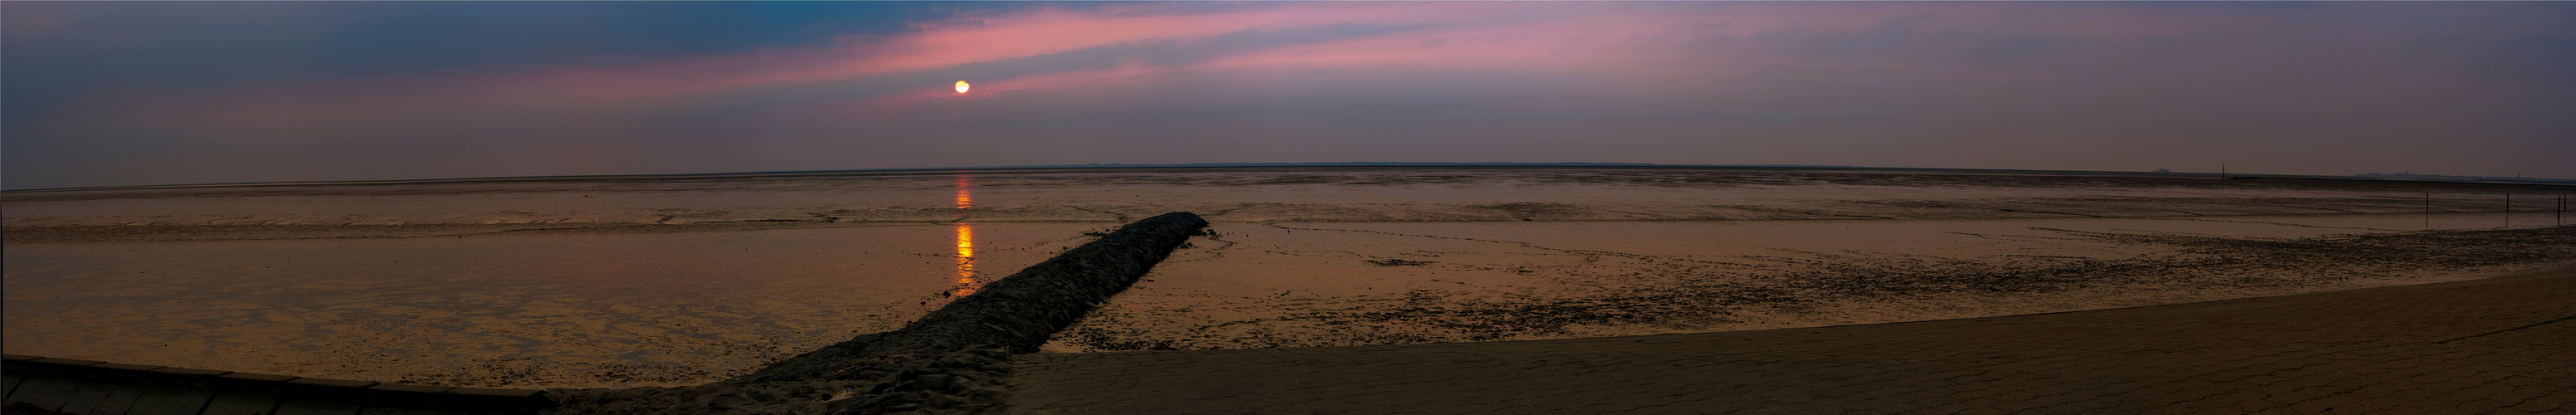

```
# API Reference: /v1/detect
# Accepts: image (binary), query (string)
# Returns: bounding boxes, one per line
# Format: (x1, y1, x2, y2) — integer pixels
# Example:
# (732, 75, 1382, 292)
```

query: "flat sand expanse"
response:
(4, 168, 2570, 388)
(1004, 266, 2576, 414)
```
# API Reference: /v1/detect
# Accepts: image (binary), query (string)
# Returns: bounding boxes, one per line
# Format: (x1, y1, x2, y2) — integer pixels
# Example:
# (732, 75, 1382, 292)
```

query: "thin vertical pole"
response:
(2505, 192, 2511, 228)
(2424, 193, 2431, 230)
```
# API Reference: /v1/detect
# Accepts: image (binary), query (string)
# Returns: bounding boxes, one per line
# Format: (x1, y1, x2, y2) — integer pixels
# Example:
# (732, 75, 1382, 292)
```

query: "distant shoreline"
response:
(6, 162, 2569, 193)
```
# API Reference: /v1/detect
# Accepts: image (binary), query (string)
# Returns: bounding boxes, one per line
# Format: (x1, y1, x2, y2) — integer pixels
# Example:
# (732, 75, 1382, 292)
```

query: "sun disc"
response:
(956, 81, 970, 94)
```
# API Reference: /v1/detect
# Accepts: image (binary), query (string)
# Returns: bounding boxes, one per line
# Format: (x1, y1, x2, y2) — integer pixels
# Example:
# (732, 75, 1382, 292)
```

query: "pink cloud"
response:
(795, 61, 1177, 120)
(79, 3, 1493, 134)
(50, 2, 2521, 144)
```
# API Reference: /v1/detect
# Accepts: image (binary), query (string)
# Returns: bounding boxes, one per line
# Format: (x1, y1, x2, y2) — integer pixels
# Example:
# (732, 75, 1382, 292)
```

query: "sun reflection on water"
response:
(953, 173, 975, 210)
(952, 173, 977, 296)
(954, 223, 976, 296)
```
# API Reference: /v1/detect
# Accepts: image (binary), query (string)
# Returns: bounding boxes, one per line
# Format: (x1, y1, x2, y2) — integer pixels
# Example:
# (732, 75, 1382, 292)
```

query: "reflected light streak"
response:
(954, 222, 976, 296)
(952, 173, 977, 296)
(954, 173, 975, 210)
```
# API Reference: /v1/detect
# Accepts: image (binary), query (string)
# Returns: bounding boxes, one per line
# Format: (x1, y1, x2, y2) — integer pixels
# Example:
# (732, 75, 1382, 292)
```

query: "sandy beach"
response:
(5, 167, 2571, 389)
(1002, 265, 2576, 414)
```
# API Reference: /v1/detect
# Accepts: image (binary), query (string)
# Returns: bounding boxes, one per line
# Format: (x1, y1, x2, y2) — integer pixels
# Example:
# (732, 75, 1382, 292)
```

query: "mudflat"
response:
(1004, 266, 2576, 414)
(4, 167, 2570, 389)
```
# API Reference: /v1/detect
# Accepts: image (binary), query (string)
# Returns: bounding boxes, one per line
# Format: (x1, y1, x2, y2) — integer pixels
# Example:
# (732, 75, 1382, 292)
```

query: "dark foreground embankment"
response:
(2, 212, 1209, 415)
(1, 354, 547, 415)
(550, 212, 1210, 415)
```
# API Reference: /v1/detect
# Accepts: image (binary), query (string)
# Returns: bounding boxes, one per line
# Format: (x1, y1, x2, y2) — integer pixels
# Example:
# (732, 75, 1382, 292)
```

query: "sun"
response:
(955, 81, 970, 94)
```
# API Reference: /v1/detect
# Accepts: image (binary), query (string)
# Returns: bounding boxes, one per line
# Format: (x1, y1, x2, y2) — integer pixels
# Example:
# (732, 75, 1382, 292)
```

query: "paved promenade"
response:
(1003, 267, 2576, 414)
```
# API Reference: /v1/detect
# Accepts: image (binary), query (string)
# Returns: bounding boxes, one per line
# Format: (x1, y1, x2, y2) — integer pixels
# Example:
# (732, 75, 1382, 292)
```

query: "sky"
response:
(3, 2, 2572, 190)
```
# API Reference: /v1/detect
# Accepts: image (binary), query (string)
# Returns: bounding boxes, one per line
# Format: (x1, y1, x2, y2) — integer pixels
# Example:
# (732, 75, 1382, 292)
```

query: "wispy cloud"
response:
(7, 2, 2573, 188)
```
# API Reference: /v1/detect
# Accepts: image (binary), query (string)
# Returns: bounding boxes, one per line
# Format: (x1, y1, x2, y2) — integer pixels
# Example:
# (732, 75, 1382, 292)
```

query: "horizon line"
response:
(5, 162, 2570, 193)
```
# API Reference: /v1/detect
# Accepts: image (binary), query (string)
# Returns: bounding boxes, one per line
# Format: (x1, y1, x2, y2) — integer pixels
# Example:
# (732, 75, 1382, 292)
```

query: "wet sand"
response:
(4, 167, 2570, 389)
(1057, 220, 2567, 353)
(1004, 266, 2576, 414)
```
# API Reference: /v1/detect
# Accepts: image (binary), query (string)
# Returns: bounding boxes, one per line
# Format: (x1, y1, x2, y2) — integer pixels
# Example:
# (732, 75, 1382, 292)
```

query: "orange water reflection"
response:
(953, 173, 975, 209)
(952, 173, 977, 296)
(954, 223, 977, 296)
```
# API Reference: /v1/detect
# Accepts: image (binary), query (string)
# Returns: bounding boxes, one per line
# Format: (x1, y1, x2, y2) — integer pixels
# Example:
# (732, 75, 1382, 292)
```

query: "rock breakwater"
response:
(548, 212, 1209, 415)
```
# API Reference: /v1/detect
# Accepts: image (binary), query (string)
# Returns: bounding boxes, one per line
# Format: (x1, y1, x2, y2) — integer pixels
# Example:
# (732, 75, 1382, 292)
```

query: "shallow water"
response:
(9, 168, 2562, 230)
(4, 168, 2570, 388)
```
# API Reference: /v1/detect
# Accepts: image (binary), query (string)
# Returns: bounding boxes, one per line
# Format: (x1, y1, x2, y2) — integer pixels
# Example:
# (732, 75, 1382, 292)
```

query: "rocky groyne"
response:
(2, 212, 1210, 415)
(549, 212, 1211, 415)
